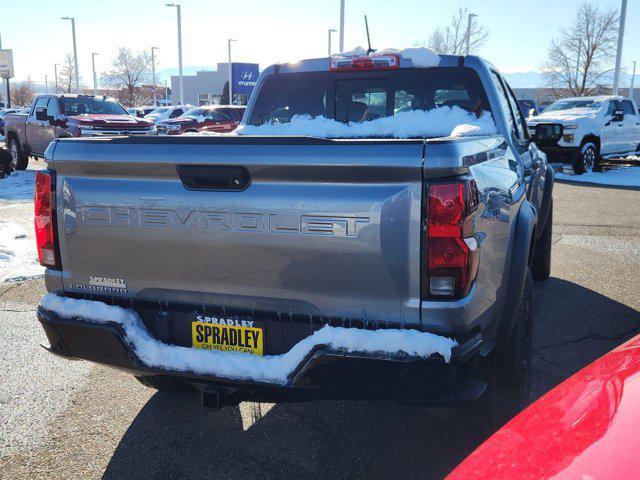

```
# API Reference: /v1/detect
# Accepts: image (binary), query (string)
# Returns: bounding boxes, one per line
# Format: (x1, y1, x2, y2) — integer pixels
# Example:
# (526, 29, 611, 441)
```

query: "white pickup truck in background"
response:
(527, 96, 640, 174)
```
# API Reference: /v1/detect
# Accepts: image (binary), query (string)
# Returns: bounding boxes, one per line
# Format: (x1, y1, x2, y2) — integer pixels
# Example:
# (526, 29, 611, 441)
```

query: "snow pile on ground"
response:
(0, 167, 42, 201)
(0, 220, 44, 282)
(236, 107, 496, 139)
(556, 166, 640, 188)
(39, 294, 458, 384)
(335, 46, 440, 68)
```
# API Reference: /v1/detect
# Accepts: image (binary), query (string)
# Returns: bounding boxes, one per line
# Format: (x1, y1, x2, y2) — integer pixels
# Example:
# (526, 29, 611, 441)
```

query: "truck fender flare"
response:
(536, 165, 555, 238)
(496, 200, 536, 350)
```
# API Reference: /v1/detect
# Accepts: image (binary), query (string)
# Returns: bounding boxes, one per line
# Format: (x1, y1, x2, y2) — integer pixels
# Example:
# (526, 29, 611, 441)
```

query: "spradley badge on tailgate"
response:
(68, 276, 128, 293)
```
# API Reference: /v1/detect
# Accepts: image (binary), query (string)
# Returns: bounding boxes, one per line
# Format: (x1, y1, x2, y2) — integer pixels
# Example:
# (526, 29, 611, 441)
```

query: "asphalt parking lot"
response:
(1, 179, 640, 480)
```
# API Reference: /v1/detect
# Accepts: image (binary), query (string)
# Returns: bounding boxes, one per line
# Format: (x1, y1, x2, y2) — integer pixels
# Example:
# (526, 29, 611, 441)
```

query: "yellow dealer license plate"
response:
(192, 321, 264, 356)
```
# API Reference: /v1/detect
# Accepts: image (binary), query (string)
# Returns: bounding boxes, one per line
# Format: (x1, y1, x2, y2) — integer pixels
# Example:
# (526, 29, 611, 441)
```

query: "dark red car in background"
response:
(156, 105, 245, 135)
(447, 333, 640, 480)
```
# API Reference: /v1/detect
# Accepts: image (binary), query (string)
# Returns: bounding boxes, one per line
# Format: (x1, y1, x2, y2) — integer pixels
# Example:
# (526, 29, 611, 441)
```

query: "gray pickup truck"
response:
(36, 51, 553, 419)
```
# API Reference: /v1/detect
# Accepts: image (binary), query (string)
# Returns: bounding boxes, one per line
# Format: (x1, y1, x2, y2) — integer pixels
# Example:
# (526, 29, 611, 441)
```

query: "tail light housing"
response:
(34, 171, 60, 269)
(423, 180, 479, 299)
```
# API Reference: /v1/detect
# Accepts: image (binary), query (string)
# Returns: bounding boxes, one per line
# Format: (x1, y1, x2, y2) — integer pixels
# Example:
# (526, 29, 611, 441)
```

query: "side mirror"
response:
(35, 106, 48, 121)
(528, 108, 536, 117)
(613, 109, 624, 121)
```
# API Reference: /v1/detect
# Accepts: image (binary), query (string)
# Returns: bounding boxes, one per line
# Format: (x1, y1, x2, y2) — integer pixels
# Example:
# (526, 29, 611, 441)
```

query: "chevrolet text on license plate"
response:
(192, 315, 263, 355)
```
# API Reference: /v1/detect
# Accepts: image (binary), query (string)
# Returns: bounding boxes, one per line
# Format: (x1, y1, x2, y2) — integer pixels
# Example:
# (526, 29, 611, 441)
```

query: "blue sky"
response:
(0, 0, 638, 85)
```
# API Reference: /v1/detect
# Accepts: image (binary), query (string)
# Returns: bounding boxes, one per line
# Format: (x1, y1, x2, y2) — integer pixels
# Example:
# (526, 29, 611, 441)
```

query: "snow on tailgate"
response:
(235, 107, 496, 139)
(39, 294, 458, 384)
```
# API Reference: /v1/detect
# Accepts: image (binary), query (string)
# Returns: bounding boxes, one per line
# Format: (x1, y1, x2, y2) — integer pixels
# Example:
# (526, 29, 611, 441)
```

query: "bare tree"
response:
(425, 7, 489, 55)
(102, 48, 152, 107)
(57, 54, 77, 93)
(10, 82, 36, 107)
(542, 3, 618, 97)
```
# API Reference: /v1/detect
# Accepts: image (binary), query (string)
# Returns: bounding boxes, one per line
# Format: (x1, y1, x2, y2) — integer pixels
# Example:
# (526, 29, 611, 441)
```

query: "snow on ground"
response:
(0, 163, 44, 202)
(0, 220, 44, 282)
(40, 294, 458, 384)
(236, 107, 496, 139)
(555, 166, 640, 188)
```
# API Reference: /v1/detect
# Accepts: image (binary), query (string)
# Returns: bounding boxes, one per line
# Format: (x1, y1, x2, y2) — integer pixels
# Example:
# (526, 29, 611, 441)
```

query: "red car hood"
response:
(68, 114, 153, 128)
(447, 334, 640, 480)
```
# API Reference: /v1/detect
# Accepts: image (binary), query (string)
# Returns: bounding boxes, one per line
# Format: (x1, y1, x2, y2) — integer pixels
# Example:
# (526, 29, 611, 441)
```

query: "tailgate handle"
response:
(176, 165, 251, 191)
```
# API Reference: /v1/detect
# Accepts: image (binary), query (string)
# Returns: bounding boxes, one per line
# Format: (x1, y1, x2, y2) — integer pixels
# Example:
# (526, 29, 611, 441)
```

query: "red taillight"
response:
(34, 171, 59, 269)
(329, 54, 399, 71)
(423, 180, 479, 299)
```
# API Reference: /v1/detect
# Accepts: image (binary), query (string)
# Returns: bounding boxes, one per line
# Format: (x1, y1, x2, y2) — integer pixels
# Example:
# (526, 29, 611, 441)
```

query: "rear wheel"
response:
(532, 199, 552, 281)
(475, 268, 533, 429)
(572, 142, 599, 175)
(135, 375, 194, 392)
(9, 138, 28, 171)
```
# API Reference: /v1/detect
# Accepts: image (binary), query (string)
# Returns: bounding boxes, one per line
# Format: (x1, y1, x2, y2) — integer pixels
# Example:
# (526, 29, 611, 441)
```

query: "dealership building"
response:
(170, 62, 259, 106)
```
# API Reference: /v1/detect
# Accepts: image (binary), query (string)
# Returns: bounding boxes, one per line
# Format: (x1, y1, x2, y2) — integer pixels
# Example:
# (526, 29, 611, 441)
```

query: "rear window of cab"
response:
(249, 67, 491, 126)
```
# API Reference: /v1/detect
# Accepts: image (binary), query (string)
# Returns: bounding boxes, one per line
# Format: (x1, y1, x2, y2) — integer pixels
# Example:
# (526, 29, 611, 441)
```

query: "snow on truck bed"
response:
(39, 294, 458, 384)
(235, 107, 497, 139)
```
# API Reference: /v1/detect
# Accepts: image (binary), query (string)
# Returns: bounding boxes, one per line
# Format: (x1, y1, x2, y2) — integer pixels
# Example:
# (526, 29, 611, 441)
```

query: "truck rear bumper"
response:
(37, 306, 486, 405)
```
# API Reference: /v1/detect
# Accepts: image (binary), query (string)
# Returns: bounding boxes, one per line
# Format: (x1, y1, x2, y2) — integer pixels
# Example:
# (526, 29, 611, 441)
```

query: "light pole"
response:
(45, 75, 49, 94)
(328, 28, 337, 56)
(465, 13, 478, 55)
(54, 63, 60, 93)
(166, 3, 184, 105)
(228, 38, 236, 105)
(630, 61, 637, 99)
(91, 52, 99, 95)
(61, 17, 80, 93)
(339, 0, 345, 52)
(151, 46, 159, 106)
(612, 0, 627, 96)
(0, 33, 7, 108)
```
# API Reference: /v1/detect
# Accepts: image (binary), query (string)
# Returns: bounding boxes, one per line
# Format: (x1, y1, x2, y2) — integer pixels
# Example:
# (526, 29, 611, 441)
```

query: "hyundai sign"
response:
(232, 63, 259, 95)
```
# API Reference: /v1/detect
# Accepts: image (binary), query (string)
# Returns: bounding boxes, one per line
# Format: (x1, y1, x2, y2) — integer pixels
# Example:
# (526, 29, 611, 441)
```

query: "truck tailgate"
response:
(50, 136, 424, 325)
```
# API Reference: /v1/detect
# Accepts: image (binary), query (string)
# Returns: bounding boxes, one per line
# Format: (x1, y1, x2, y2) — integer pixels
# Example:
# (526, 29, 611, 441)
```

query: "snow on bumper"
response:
(39, 294, 458, 385)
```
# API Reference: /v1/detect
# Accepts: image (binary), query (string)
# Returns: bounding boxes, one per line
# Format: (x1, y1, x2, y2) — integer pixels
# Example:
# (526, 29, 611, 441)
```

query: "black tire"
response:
(572, 141, 599, 175)
(135, 375, 194, 392)
(532, 199, 552, 281)
(475, 268, 533, 429)
(8, 137, 28, 171)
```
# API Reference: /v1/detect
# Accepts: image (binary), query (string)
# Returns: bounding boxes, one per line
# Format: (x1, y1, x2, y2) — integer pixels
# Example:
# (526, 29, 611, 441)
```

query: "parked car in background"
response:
(3, 94, 156, 170)
(144, 105, 192, 123)
(156, 105, 245, 135)
(0, 109, 20, 135)
(127, 106, 157, 118)
(36, 50, 553, 421)
(447, 333, 640, 480)
(527, 95, 640, 174)
(517, 99, 541, 117)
